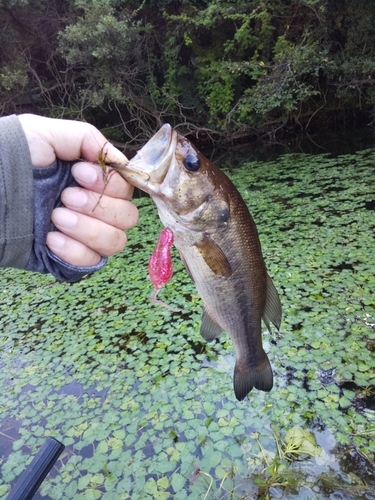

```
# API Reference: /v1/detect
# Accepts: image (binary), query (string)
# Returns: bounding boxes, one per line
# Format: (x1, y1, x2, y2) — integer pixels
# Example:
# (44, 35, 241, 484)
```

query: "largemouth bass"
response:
(112, 124, 282, 401)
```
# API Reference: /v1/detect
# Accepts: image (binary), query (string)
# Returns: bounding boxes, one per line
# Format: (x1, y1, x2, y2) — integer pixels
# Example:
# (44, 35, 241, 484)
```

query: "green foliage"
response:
(55, 1, 148, 127)
(0, 148, 375, 498)
(0, 61, 29, 92)
(60, 4, 138, 66)
(1, 0, 375, 139)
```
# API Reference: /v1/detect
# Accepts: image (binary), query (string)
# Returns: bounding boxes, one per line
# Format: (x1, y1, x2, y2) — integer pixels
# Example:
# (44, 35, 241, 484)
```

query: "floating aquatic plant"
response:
(0, 149, 374, 498)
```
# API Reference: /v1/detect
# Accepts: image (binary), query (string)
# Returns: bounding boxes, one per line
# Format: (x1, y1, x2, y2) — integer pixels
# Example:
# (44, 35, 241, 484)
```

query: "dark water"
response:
(208, 124, 375, 166)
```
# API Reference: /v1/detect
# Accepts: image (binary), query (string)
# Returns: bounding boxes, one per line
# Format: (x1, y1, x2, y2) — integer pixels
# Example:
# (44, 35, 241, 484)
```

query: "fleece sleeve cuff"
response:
(25, 158, 108, 282)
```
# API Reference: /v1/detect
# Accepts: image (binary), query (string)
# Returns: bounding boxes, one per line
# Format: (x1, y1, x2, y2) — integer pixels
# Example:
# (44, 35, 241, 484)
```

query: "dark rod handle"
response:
(7, 437, 65, 500)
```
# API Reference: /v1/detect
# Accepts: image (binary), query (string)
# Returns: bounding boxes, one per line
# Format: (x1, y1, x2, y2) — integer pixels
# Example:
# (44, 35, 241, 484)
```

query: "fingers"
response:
(64, 162, 139, 230)
(18, 114, 128, 168)
(48, 162, 139, 268)
(47, 207, 128, 262)
(71, 162, 134, 200)
(46, 232, 103, 267)
(61, 187, 139, 230)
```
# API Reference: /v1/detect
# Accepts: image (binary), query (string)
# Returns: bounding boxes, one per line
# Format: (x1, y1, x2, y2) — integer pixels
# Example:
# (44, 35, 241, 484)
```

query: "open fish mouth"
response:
(116, 124, 176, 189)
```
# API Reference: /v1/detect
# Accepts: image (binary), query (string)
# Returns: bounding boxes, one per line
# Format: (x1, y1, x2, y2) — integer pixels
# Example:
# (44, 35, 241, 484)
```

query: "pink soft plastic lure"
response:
(148, 227, 180, 312)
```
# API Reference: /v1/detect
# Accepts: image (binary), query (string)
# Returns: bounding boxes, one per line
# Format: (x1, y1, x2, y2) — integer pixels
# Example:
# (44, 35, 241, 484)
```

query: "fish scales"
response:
(111, 124, 281, 401)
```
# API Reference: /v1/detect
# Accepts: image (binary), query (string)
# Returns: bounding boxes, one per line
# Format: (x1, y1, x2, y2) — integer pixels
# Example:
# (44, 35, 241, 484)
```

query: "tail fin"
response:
(233, 354, 273, 401)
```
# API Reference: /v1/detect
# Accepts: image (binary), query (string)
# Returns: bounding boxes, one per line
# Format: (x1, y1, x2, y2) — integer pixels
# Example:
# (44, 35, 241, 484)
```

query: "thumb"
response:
(19, 114, 128, 168)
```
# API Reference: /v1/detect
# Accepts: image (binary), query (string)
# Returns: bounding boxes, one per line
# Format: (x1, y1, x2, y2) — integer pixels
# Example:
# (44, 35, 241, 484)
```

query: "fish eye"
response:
(183, 153, 200, 172)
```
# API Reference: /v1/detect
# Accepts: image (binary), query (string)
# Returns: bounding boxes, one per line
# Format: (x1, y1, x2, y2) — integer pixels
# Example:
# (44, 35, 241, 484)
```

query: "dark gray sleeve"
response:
(0, 114, 107, 282)
(0, 114, 34, 268)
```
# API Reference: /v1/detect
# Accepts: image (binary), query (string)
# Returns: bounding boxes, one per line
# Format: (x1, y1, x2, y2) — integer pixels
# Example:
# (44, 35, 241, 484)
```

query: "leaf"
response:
(0, 485, 9, 496)
(254, 476, 267, 486)
(203, 402, 215, 414)
(171, 473, 186, 493)
(157, 476, 169, 489)
(116, 476, 132, 493)
(113, 429, 126, 440)
(209, 451, 222, 468)
(78, 474, 92, 491)
(155, 492, 170, 500)
(96, 440, 108, 454)
(144, 478, 157, 495)
(84, 489, 100, 500)
(65, 480, 78, 498)
(339, 396, 352, 409)
(12, 439, 25, 451)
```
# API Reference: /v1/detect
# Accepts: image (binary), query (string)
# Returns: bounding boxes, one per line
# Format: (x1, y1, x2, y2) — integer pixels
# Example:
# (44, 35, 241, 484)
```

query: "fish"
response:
(111, 124, 282, 401)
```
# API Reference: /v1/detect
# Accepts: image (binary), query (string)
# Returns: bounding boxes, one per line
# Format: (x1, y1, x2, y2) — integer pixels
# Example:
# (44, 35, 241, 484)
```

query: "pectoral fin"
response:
(263, 273, 282, 332)
(200, 307, 224, 342)
(194, 234, 232, 277)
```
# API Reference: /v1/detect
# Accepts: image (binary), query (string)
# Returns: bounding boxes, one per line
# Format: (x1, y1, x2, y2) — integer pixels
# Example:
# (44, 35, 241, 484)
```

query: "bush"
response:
(1, 0, 375, 142)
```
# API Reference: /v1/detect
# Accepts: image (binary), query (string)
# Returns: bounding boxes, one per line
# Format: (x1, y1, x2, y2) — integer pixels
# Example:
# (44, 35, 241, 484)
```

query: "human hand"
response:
(18, 114, 138, 267)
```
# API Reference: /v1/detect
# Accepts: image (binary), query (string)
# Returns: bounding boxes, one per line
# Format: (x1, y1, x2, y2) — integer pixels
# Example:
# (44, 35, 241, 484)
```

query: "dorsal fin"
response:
(263, 273, 282, 332)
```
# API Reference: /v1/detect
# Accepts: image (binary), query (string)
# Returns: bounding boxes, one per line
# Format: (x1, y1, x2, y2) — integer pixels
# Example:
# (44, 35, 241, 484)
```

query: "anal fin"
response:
(200, 307, 224, 342)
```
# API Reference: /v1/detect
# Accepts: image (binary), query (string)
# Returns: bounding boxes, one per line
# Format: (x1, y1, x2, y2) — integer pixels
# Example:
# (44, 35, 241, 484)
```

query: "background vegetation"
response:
(1, 0, 375, 144)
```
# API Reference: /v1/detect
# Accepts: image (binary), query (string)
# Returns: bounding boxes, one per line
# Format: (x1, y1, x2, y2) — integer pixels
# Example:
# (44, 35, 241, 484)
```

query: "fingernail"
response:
(105, 144, 128, 164)
(53, 208, 78, 229)
(72, 162, 98, 184)
(64, 189, 88, 208)
(46, 231, 66, 251)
